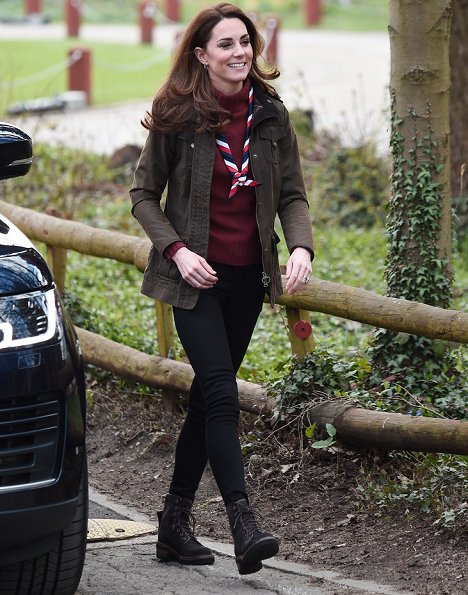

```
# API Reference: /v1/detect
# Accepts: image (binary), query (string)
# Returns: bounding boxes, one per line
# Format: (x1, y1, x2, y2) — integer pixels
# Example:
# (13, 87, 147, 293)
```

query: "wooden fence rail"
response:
(1, 200, 467, 343)
(2, 199, 467, 455)
(77, 327, 468, 455)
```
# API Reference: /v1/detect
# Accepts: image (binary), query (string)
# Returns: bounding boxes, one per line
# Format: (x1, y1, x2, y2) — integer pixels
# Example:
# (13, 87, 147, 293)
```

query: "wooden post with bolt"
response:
(68, 48, 92, 105)
(286, 307, 315, 359)
(139, 1, 156, 45)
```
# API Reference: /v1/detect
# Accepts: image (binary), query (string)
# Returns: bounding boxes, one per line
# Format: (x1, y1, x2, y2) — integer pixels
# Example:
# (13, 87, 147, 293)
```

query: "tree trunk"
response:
(372, 2, 455, 370)
(450, 0, 468, 232)
(389, 0, 452, 269)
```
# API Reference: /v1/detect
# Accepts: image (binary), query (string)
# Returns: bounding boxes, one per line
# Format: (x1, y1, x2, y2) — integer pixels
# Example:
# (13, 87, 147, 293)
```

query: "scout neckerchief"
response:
(215, 85, 260, 200)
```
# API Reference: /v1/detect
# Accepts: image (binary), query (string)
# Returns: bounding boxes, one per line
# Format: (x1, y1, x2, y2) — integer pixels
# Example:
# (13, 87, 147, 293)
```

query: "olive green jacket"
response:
(130, 83, 313, 309)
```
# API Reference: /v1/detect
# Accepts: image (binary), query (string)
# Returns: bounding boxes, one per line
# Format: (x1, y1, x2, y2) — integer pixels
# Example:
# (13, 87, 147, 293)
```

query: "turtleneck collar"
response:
(214, 78, 251, 108)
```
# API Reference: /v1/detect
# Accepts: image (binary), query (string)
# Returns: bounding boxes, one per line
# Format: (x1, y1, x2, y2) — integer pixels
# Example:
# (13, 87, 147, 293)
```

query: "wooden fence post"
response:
(139, 1, 156, 45)
(305, 0, 322, 26)
(286, 307, 315, 359)
(46, 245, 68, 296)
(166, 0, 181, 22)
(155, 301, 179, 411)
(25, 0, 41, 15)
(65, 0, 81, 38)
(264, 15, 280, 67)
(68, 48, 92, 105)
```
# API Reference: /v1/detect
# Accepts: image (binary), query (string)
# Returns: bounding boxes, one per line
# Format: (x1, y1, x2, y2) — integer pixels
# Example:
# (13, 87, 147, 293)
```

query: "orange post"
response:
(68, 48, 91, 105)
(166, 0, 181, 23)
(65, 0, 81, 38)
(264, 16, 280, 67)
(25, 0, 41, 15)
(305, 0, 322, 26)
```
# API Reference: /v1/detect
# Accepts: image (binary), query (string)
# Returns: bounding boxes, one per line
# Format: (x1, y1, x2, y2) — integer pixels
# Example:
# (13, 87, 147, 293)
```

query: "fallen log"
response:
(310, 401, 468, 456)
(75, 327, 468, 456)
(2, 200, 467, 343)
(75, 327, 272, 415)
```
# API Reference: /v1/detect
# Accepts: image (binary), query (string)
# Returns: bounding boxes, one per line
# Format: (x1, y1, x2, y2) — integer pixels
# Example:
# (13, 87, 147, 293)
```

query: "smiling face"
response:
(195, 17, 253, 95)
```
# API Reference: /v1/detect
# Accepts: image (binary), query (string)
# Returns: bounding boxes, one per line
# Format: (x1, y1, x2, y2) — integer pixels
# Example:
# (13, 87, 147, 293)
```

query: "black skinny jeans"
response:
(169, 262, 265, 505)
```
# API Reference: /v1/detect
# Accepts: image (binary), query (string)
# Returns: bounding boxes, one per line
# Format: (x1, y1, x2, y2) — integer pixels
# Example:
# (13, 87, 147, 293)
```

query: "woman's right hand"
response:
(172, 247, 218, 288)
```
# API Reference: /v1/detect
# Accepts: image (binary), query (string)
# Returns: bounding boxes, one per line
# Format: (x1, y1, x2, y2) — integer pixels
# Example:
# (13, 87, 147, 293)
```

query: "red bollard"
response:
(166, 0, 181, 23)
(139, 1, 156, 45)
(68, 48, 91, 105)
(25, 0, 41, 15)
(66, 0, 81, 38)
(264, 16, 279, 67)
(305, 0, 322, 26)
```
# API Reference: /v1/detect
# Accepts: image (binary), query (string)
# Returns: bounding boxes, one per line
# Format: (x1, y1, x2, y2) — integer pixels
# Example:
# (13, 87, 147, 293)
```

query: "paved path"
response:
(1, 22, 391, 154)
(80, 489, 413, 595)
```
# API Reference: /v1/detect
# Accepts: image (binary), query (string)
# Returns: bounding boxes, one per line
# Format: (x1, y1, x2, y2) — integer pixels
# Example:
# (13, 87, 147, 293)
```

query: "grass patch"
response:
(0, 39, 169, 115)
(2, 138, 465, 387)
(317, 0, 388, 32)
(0, 0, 389, 31)
(2, 133, 465, 535)
(0, 1, 389, 114)
(0, 0, 141, 24)
(61, 224, 389, 385)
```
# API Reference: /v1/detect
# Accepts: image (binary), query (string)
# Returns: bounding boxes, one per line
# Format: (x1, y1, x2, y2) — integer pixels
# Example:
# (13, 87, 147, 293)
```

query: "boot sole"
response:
(156, 542, 215, 565)
(236, 536, 279, 575)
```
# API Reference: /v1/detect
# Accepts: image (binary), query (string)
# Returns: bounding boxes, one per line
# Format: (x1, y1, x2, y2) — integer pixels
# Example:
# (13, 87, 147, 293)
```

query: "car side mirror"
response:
(0, 123, 33, 180)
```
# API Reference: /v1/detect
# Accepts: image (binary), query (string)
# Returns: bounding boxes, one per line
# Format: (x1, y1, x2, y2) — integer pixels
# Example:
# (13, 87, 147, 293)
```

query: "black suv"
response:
(0, 123, 87, 594)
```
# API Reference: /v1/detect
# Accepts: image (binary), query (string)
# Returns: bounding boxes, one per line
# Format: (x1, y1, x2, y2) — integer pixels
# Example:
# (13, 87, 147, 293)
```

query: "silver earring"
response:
(203, 62, 208, 69)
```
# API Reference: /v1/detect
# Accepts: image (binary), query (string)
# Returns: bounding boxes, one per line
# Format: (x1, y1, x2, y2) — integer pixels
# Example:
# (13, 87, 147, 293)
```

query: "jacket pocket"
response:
(157, 256, 181, 281)
(271, 231, 281, 253)
(146, 247, 181, 282)
(176, 132, 195, 168)
(258, 126, 285, 164)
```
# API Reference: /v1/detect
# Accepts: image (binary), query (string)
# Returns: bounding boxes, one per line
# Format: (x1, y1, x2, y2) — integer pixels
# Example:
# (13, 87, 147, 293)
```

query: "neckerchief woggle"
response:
(215, 85, 260, 200)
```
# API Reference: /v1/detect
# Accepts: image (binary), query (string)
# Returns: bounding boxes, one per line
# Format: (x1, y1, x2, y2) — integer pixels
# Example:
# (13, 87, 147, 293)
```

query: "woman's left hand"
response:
(285, 247, 312, 294)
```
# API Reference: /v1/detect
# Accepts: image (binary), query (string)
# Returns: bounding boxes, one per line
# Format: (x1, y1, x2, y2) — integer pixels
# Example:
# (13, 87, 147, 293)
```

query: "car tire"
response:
(0, 458, 88, 595)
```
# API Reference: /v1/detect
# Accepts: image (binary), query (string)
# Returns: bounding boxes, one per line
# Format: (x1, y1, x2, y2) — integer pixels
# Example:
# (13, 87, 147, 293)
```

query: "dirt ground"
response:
(86, 381, 467, 595)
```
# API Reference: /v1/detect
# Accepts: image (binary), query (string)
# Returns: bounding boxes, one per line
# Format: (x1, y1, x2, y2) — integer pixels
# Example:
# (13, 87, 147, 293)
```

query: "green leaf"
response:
(311, 437, 336, 449)
(305, 423, 316, 439)
(326, 423, 337, 437)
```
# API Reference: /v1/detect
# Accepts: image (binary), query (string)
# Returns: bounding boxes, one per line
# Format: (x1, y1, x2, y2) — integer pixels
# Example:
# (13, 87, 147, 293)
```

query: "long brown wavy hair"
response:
(142, 3, 280, 134)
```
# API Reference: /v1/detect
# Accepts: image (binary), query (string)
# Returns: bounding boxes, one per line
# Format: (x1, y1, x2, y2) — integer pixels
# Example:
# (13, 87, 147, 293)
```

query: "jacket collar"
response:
(251, 80, 281, 128)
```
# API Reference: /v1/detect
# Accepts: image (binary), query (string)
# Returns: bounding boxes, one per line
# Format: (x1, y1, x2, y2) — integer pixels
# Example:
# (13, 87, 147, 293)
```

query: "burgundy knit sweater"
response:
(165, 80, 262, 266)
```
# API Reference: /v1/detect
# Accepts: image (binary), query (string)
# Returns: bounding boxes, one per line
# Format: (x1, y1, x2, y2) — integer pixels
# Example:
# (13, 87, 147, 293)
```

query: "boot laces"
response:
(171, 505, 197, 542)
(233, 502, 263, 540)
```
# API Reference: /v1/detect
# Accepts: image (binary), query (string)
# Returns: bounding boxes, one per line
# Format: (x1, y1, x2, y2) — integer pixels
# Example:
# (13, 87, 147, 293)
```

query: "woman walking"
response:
(130, 2, 313, 575)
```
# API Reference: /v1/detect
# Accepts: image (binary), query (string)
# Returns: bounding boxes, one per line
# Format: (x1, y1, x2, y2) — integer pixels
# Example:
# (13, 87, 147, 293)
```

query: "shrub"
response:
(311, 139, 390, 228)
